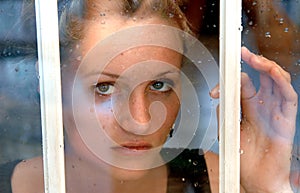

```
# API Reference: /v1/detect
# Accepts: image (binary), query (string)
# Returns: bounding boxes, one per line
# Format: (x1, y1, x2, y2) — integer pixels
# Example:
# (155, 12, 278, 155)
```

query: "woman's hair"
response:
(59, 0, 191, 46)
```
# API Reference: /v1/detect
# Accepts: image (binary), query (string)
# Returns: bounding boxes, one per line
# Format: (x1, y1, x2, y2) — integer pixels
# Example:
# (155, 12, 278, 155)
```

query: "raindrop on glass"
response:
(279, 18, 284, 24)
(239, 149, 244, 155)
(168, 13, 174, 18)
(284, 28, 289, 33)
(265, 32, 271, 38)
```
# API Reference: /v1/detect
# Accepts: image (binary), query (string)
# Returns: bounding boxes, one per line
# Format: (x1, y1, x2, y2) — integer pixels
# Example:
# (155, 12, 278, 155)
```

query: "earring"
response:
(169, 123, 175, 138)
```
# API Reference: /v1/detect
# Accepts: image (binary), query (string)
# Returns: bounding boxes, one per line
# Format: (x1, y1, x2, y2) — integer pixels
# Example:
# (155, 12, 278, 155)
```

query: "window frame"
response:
(219, 0, 242, 192)
(35, 0, 66, 192)
(34, 0, 242, 192)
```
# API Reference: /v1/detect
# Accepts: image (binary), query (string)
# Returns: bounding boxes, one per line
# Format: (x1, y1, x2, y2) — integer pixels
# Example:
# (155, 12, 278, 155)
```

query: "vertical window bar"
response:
(219, 0, 242, 192)
(35, 0, 66, 193)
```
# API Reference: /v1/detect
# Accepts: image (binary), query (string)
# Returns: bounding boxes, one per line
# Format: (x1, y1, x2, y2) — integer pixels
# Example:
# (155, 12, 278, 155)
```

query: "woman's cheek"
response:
(94, 98, 115, 128)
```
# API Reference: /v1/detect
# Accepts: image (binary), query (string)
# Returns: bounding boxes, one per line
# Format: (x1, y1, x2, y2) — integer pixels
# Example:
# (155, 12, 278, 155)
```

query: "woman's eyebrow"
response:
(155, 70, 180, 77)
(100, 71, 120, 79)
(85, 71, 120, 79)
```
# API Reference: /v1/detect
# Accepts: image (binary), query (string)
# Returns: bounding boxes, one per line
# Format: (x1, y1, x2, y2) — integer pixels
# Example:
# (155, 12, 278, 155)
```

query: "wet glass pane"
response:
(0, 0, 43, 192)
(242, 0, 300, 192)
(59, 0, 219, 192)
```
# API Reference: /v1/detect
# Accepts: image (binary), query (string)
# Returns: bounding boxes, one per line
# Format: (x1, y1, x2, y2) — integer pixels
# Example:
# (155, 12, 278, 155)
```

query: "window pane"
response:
(0, 0, 44, 192)
(59, 0, 219, 192)
(242, 0, 300, 191)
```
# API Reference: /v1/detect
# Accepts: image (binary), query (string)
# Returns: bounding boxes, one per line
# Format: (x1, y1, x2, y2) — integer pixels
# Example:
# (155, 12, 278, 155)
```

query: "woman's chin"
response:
(108, 166, 152, 181)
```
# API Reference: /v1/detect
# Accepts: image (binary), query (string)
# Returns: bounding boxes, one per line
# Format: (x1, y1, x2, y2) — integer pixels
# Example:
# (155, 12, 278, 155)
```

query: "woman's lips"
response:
(111, 142, 153, 155)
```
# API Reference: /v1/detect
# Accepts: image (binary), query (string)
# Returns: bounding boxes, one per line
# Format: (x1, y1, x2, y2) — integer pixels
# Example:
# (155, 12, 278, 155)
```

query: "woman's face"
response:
(63, 14, 182, 178)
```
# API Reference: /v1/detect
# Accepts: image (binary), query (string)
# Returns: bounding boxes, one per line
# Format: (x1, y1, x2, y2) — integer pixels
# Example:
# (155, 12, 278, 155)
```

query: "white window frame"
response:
(35, 0, 66, 193)
(219, 0, 242, 192)
(35, 0, 242, 192)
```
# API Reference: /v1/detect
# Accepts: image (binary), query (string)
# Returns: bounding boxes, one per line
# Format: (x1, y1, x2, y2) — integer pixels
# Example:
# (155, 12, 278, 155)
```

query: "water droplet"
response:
(265, 32, 271, 38)
(279, 18, 284, 24)
(188, 159, 192, 163)
(239, 149, 244, 154)
(194, 182, 199, 187)
(193, 161, 198, 166)
(101, 20, 106, 24)
(168, 13, 174, 18)
(132, 17, 137, 21)
(248, 21, 253, 26)
(197, 60, 202, 64)
(182, 178, 186, 182)
(252, 1, 257, 6)
(284, 28, 289, 33)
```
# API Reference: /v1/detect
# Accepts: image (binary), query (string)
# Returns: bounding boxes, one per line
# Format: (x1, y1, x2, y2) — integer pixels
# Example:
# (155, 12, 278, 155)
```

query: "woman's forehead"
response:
(80, 15, 181, 56)
(79, 46, 182, 79)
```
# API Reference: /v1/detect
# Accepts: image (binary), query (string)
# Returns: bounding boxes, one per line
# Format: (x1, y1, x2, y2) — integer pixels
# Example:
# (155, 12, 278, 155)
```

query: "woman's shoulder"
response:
(11, 156, 44, 193)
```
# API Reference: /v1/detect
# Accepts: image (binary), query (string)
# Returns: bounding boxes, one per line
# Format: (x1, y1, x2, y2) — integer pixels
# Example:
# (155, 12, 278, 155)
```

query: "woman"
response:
(8, 0, 298, 193)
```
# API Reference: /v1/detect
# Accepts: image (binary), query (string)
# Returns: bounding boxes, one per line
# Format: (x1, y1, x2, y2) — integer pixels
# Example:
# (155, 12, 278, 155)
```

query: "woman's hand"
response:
(239, 47, 298, 193)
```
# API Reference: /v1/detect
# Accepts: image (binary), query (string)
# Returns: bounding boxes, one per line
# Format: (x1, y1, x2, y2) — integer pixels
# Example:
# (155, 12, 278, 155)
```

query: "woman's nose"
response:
(115, 86, 166, 135)
(129, 88, 151, 125)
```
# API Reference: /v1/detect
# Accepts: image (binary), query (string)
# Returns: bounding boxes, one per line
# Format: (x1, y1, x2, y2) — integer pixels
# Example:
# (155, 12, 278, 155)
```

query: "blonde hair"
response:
(59, 0, 192, 44)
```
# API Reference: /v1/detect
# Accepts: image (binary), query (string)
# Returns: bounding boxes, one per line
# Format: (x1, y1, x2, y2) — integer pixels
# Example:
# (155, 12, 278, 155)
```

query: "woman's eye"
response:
(95, 83, 115, 95)
(150, 81, 172, 92)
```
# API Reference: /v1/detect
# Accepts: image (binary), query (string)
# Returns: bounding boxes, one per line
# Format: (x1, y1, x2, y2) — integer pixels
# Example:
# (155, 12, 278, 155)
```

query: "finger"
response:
(242, 47, 297, 116)
(241, 47, 291, 83)
(241, 72, 256, 100)
(259, 72, 273, 96)
(270, 67, 298, 117)
(210, 84, 220, 99)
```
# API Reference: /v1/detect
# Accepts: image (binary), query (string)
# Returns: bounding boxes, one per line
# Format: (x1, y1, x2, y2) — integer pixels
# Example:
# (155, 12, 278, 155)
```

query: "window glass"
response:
(0, 0, 40, 166)
(0, 0, 43, 192)
(1, 0, 299, 193)
(242, 0, 300, 191)
(59, 0, 219, 192)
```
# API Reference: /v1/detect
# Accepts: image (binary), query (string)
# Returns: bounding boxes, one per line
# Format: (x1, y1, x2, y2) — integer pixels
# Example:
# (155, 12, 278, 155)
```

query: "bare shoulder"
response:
(11, 156, 44, 193)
